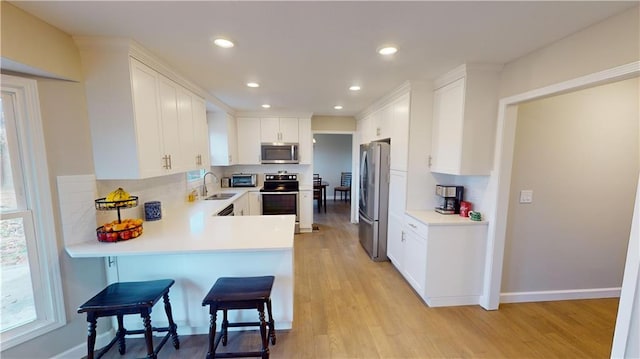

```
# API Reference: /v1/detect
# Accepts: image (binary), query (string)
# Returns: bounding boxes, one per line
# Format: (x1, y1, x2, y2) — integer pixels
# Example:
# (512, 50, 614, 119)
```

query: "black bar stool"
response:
(77, 279, 180, 359)
(202, 276, 276, 359)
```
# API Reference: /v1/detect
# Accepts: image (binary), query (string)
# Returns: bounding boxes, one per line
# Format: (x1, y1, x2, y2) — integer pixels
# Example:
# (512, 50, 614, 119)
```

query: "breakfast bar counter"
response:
(64, 197, 295, 335)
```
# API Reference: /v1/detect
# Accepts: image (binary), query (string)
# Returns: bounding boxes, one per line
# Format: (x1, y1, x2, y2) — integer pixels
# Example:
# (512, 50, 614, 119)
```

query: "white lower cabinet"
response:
(395, 213, 488, 307)
(233, 193, 249, 216)
(248, 191, 262, 215)
(299, 190, 312, 232)
(403, 219, 427, 296)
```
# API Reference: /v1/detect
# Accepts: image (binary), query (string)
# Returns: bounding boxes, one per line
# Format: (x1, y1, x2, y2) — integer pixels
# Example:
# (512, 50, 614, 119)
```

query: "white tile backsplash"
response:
(57, 175, 98, 245)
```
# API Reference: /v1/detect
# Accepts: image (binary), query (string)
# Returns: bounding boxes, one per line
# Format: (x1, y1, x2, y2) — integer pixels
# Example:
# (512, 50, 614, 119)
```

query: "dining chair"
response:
(334, 172, 351, 202)
(313, 177, 323, 212)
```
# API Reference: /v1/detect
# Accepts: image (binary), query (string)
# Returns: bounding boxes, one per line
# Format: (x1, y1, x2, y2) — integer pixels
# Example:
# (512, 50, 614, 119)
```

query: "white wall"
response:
(0, 4, 115, 357)
(502, 77, 639, 294)
(312, 134, 352, 198)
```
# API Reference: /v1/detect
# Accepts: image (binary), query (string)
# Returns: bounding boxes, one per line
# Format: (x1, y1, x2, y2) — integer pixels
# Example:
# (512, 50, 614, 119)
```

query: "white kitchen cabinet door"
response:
(387, 170, 407, 269)
(236, 117, 262, 165)
(386, 212, 404, 269)
(298, 117, 312, 165)
(374, 105, 392, 140)
(430, 64, 500, 175)
(357, 116, 373, 144)
(403, 218, 427, 297)
(191, 97, 210, 170)
(176, 87, 196, 172)
(233, 193, 249, 216)
(260, 117, 280, 143)
(278, 117, 299, 143)
(260, 117, 299, 143)
(299, 190, 312, 231)
(248, 191, 262, 215)
(390, 93, 410, 171)
(430, 78, 465, 174)
(209, 112, 238, 166)
(130, 59, 164, 178)
(157, 76, 183, 174)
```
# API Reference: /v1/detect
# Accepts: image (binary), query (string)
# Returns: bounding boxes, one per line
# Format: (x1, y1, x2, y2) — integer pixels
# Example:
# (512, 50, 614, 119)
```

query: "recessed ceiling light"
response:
(334, 105, 343, 110)
(349, 85, 361, 91)
(213, 38, 234, 48)
(378, 46, 398, 55)
(262, 104, 271, 109)
(247, 82, 260, 88)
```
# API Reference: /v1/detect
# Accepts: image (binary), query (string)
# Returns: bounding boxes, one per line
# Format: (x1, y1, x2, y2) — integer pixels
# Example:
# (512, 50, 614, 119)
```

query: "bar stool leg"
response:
(141, 310, 156, 359)
(257, 303, 269, 359)
(222, 309, 229, 346)
(206, 308, 217, 359)
(162, 293, 180, 349)
(86, 313, 97, 359)
(116, 314, 126, 355)
(266, 299, 276, 345)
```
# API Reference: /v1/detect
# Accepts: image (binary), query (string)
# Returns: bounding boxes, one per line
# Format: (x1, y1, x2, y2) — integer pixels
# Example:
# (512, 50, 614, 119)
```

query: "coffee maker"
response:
(435, 185, 464, 214)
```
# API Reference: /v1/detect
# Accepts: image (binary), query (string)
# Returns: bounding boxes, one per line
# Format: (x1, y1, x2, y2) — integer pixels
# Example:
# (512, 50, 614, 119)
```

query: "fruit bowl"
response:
(95, 196, 138, 210)
(96, 219, 143, 242)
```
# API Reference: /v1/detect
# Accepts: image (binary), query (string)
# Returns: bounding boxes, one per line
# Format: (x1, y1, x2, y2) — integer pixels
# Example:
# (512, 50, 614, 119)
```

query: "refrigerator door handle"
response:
(359, 213, 374, 225)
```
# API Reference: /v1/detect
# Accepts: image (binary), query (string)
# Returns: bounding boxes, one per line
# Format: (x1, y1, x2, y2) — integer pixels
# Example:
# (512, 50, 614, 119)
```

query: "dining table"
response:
(314, 181, 329, 212)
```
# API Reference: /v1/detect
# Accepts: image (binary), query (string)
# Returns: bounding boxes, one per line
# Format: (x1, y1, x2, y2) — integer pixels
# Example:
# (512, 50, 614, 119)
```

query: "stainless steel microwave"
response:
(261, 143, 299, 164)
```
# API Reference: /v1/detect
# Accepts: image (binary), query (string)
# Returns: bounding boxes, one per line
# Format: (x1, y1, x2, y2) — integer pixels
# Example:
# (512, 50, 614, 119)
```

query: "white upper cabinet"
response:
(236, 117, 262, 165)
(261, 117, 299, 143)
(157, 75, 185, 173)
(208, 112, 238, 166)
(191, 97, 210, 170)
(430, 64, 501, 175)
(390, 93, 410, 171)
(76, 38, 210, 179)
(357, 115, 373, 144)
(129, 58, 164, 178)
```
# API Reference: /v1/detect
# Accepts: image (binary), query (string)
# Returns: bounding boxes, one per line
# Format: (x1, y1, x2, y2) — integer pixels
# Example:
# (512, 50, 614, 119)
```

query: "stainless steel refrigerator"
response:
(358, 141, 390, 261)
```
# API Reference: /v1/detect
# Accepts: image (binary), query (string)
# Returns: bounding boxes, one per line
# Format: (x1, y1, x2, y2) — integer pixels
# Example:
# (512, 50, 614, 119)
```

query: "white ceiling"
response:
(11, 1, 636, 116)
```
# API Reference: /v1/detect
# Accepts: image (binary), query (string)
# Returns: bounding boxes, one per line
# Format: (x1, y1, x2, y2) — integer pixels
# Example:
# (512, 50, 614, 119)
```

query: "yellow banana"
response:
(106, 188, 130, 202)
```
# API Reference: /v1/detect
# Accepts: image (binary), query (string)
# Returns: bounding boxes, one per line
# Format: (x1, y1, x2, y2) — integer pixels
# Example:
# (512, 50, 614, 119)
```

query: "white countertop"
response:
(406, 210, 488, 226)
(65, 190, 295, 258)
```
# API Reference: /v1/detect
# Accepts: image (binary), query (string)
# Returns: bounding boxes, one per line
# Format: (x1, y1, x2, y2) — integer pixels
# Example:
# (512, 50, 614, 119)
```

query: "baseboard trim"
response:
(426, 295, 481, 307)
(500, 287, 621, 303)
(51, 329, 115, 359)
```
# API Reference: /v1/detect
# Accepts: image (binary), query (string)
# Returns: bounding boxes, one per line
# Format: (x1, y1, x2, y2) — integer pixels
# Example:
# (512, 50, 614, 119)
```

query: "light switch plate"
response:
(520, 190, 533, 204)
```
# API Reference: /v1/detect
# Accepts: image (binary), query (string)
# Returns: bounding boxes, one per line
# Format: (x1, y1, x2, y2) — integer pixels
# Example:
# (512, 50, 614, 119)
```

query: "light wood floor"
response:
(96, 199, 619, 358)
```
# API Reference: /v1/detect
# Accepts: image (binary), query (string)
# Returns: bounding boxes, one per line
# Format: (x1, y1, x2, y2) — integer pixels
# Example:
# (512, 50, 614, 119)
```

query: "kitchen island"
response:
(65, 196, 295, 335)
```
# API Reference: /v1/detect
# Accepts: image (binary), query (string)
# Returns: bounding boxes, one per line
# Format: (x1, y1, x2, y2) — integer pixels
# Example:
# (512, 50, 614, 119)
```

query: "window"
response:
(186, 168, 205, 183)
(0, 75, 65, 350)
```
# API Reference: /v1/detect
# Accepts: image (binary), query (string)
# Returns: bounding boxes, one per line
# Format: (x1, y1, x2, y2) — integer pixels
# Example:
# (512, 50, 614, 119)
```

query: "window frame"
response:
(1, 74, 65, 350)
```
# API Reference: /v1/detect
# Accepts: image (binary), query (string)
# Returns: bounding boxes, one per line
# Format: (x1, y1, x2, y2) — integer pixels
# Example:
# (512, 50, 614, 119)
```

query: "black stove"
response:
(261, 173, 299, 192)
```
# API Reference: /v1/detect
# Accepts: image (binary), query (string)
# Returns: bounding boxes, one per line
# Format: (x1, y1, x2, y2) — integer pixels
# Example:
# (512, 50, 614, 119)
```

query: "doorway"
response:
(501, 78, 638, 302)
(312, 132, 355, 221)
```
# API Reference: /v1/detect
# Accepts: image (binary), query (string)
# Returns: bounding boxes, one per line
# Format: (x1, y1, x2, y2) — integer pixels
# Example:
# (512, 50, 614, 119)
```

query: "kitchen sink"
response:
(204, 193, 236, 200)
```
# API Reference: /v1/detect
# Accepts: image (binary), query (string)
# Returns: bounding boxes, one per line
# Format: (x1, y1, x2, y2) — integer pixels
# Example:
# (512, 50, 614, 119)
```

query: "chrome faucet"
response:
(202, 171, 218, 197)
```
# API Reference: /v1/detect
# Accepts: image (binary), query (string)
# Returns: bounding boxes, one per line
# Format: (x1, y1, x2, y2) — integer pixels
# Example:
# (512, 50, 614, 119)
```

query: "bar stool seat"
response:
(202, 276, 276, 359)
(78, 279, 179, 359)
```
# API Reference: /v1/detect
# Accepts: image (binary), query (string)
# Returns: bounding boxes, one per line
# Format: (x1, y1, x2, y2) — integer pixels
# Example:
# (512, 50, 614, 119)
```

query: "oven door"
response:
(261, 191, 298, 219)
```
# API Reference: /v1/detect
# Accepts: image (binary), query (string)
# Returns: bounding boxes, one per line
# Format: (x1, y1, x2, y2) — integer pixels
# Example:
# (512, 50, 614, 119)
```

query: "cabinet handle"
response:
(162, 155, 170, 169)
(376, 127, 381, 136)
(401, 231, 405, 241)
(428, 155, 432, 168)
(228, 155, 232, 163)
(408, 223, 417, 229)
(168, 154, 172, 169)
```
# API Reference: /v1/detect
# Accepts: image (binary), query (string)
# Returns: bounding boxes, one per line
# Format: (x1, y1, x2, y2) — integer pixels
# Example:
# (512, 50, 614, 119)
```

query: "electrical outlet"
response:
(519, 190, 533, 204)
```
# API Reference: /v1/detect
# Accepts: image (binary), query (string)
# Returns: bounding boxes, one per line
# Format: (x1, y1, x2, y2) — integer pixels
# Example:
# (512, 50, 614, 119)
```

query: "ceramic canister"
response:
(144, 201, 162, 221)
